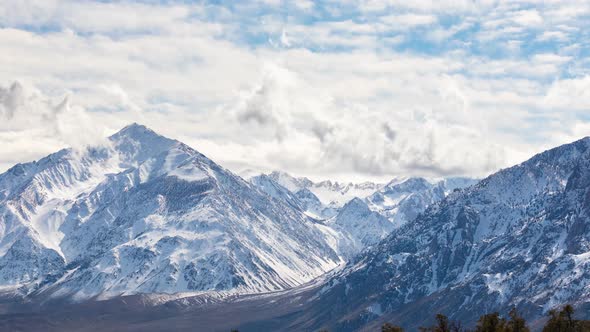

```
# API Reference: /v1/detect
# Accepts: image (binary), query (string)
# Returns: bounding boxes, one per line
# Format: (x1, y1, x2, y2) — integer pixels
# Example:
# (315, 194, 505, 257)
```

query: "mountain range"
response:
(1, 124, 589, 332)
(0, 124, 344, 300)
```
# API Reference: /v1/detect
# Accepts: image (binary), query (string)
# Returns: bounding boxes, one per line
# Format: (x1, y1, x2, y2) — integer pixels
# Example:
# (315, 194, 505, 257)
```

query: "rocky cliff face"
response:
(2, 128, 590, 332)
(299, 136, 590, 331)
(0, 124, 342, 300)
(366, 176, 478, 227)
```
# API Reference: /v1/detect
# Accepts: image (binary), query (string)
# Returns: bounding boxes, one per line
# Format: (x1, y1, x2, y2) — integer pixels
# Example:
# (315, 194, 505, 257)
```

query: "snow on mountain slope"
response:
(249, 174, 337, 219)
(0, 124, 342, 300)
(266, 171, 314, 193)
(365, 177, 445, 227)
(254, 173, 478, 259)
(249, 174, 303, 211)
(294, 188, 338, 219)
(321, 198, 394, 260)
(299, 136, 590, 331)
(249, 175, 387, 259)
(268, 171, 383, 207)
(266, 171, 477, 221)
(365, 177, 479, 227)
(440, 177, 480, 194)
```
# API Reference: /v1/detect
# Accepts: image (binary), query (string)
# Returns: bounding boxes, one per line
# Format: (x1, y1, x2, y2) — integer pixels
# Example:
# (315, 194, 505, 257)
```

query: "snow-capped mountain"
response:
(267, 171, 383, 207)
(4, 132, 590, 332)
(0, 124, 342, 300)
(296, 136, 590, 331)
(249, 175, 389, 258)
(322, 198, 394, 259)
(294, 188, 338, 219)
(249, 174, 303, 211)
(250, 172, 478, 259)
(250, 174, 337, 219)
(366, 177, 478, 227)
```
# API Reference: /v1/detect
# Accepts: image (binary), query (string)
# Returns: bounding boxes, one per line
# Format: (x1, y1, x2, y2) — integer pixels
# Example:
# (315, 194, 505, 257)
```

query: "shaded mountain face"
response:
(261, 171, 478, 225)
(249, 174, 337, 219)
(250, 172, 479, 260)
(294, 188, 338, 219)
(366, 177, 478, 227)
(249, 176, 390, 259)
(4, 129, 590, 332)
(0, 124, 341, 300)
(297, 136, 590, 331)
(323, 198, 395, 260)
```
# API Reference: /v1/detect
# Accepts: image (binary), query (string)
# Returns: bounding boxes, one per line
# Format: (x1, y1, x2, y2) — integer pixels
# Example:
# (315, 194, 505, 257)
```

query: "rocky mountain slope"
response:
(0, 124, 343, 300)
(366, 177, 477, 227)
(249, 175, 392, 259)
(3, 132, 590, 332)
(250, 171, 478, 260)
(295, 136, 590, 331)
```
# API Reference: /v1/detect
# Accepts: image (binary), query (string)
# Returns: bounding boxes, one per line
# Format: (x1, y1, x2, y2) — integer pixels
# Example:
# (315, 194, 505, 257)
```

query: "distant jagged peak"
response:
(294, 187, 320, 200)
(382, 177, 432, 192)
(267, 170, 383, 192)
(268, 170, 314, 191)
(341, 197, 369, 210)
(237, 168, 261, 181)
(109, 122, 176, 146)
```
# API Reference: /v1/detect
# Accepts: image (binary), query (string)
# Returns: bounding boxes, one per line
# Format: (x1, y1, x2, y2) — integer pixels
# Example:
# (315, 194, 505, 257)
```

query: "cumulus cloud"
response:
(228, 62, 510, 178)
(544, 76, 590, 111)
(0, 82, 25, 119)
(380, 14, 437, 29)
(0, 0, 589, 181)
(234, 63, 333, 142)
(0, 81, 109, 170)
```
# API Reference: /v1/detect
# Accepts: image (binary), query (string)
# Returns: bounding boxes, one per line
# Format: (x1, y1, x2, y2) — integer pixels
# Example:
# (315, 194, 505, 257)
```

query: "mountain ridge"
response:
(0, 123, 343, 300)
(3, 124, 589, 332)
(292, 135, 590, 331)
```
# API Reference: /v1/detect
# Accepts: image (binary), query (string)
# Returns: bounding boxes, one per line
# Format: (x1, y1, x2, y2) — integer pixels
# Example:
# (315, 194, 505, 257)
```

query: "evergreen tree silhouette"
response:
(475, 312, 506, 332)
(541, 304, 590, 332)
(419, 314, 454, 332)
(505, 308, 529, 332)
(382, 322, 404, 332)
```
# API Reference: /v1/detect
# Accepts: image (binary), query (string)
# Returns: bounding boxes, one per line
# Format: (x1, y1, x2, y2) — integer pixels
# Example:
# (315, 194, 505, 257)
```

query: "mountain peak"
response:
(343, 197, 367, 209)
(108, 123, 178, 166)
(0, 122, 342, 300)
(383, 177, 431, 192)
(110, 123, 166, 141)
(121, 122, 148, 131)
(268, 171, 313, 192)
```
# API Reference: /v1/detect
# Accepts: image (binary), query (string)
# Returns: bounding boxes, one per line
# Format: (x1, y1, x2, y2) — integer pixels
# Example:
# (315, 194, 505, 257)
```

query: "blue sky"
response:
(0, 0, 589, 181)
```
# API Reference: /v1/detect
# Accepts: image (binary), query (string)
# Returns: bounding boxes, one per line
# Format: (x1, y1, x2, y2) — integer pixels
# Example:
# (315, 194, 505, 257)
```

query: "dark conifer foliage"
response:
(378, 305, 590, 332)
(475, 312, 506, 332)
(382, 322, 404, 332)
(419, 313, 465, 332)
(542, 305, 590, 332)
(506, 308, 529, 332)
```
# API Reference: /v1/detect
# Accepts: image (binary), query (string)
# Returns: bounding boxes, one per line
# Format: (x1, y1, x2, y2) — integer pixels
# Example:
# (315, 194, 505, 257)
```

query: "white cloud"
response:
(0, 0, 588, 181)
(293, 0, 315, 11)
(544, 76, 590, 111)
(280, 29, 291, 47)
(0, 81, 108, 170)
(511, 9, 544, 26)
(536, 30, 569, 42)
(380, 14, 437, 29)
